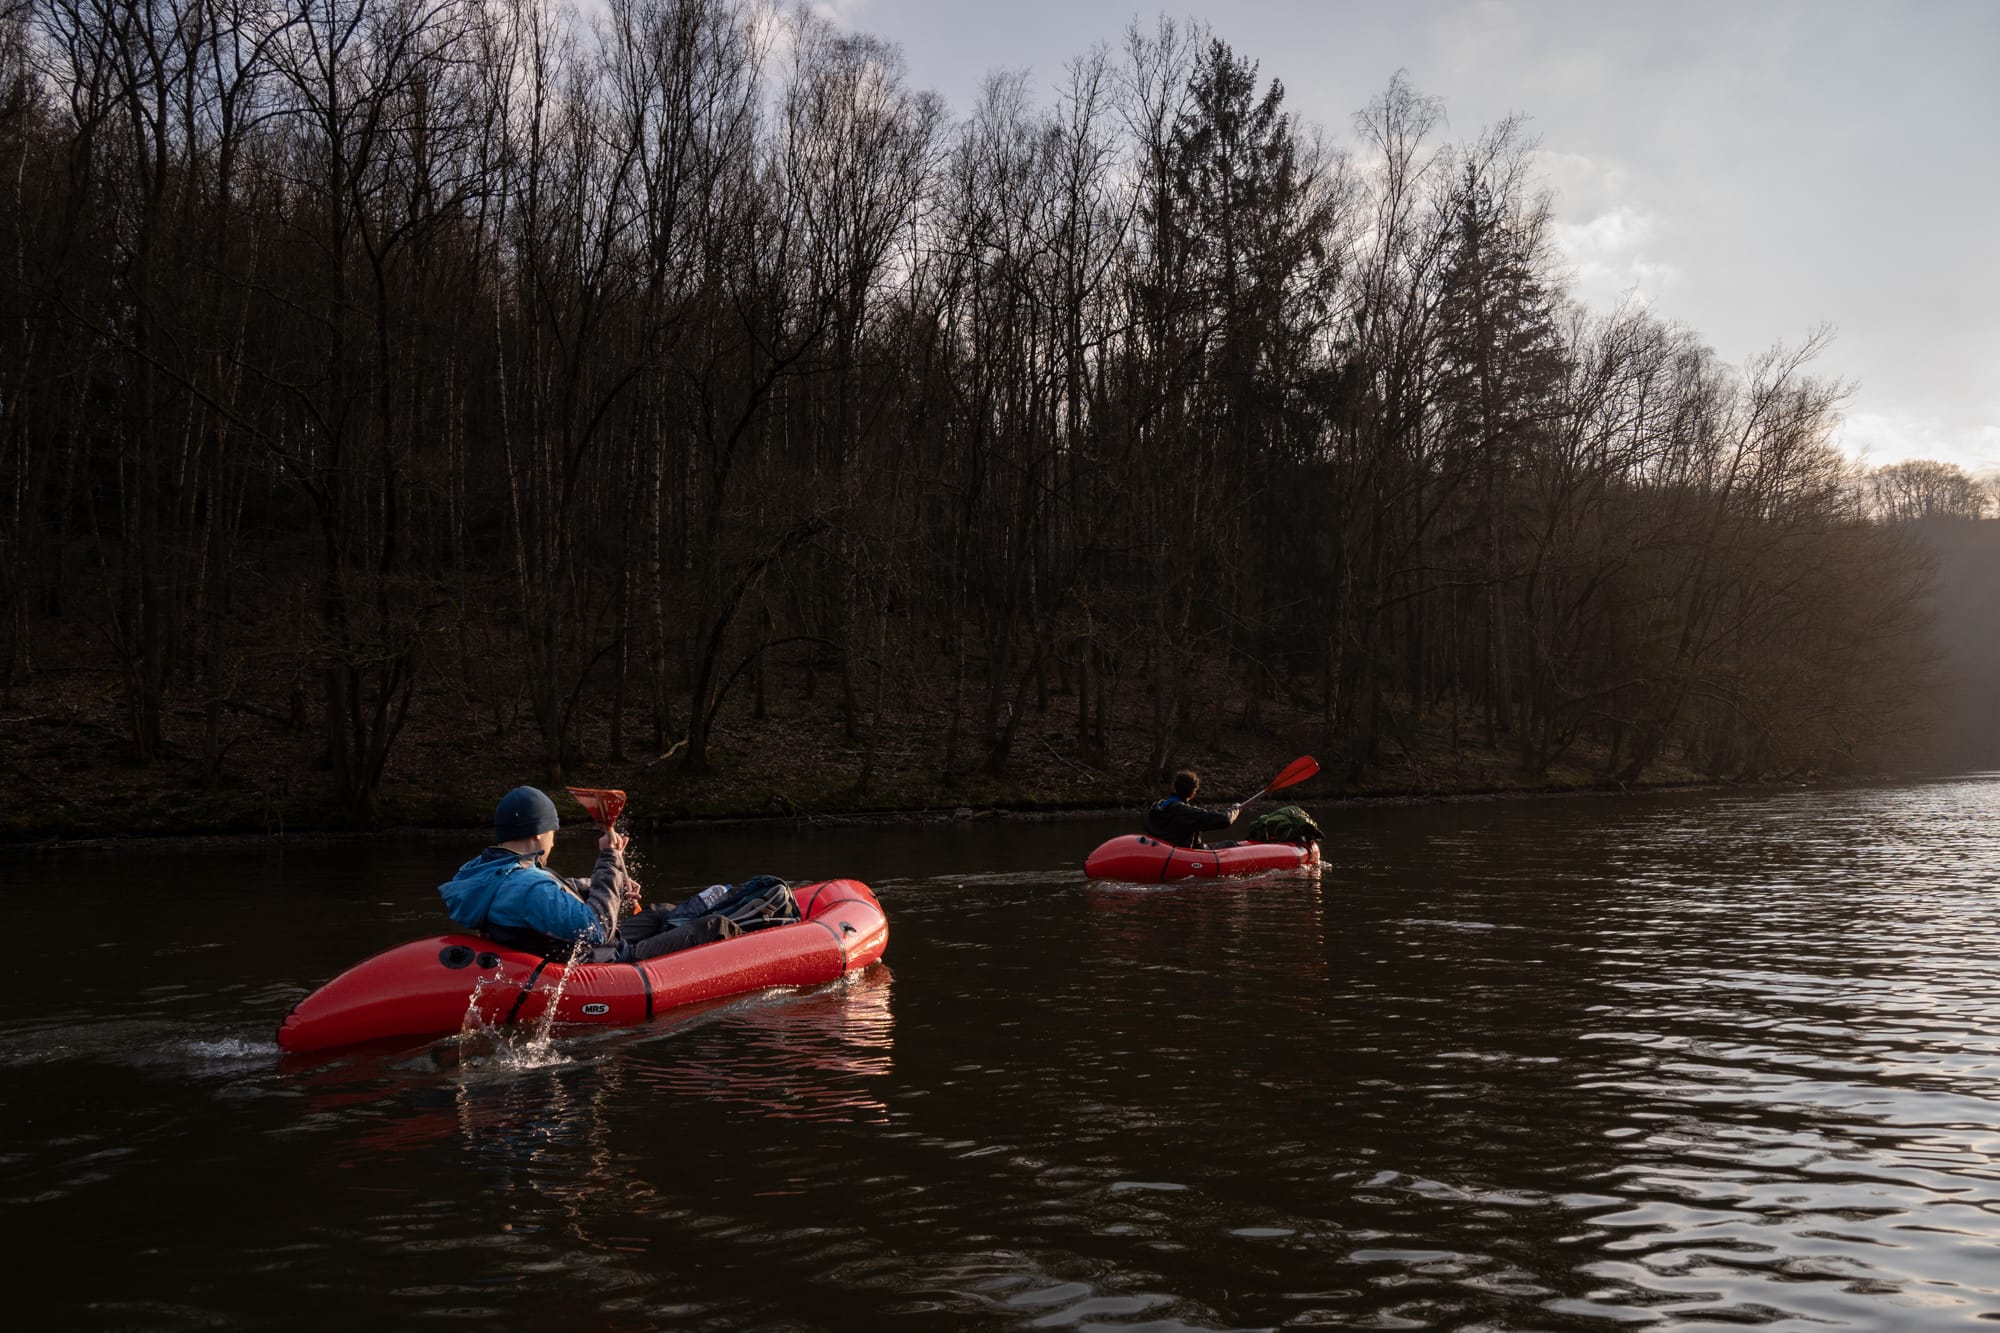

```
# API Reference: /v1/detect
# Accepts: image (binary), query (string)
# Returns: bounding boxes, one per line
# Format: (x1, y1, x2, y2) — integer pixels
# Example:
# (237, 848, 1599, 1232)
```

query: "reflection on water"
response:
(2, 776, 1998, 1328)
(620, 967, 895, 1124)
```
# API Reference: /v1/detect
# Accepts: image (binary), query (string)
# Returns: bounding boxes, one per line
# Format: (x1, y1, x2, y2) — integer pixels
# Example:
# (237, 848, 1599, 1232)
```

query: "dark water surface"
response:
(6, 777, 1999, 1330)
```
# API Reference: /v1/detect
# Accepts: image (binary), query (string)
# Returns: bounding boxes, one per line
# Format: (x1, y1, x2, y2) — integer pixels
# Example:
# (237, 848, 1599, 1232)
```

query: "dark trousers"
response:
(614, 906, 741, 963)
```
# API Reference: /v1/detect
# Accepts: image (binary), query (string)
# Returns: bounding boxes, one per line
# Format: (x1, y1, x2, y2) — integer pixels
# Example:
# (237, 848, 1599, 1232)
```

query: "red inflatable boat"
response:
(1084, 835, 1320, 883)
(278, 879, 888, 1053)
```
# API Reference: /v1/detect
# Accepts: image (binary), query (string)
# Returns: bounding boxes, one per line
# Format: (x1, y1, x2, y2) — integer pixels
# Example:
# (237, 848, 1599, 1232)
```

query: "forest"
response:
(0, 0, 1989, 836)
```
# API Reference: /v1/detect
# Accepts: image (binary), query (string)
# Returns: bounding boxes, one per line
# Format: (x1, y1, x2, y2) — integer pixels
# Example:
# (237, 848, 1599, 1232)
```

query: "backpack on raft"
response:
(664, 874, 800, 932)
(1244, 804, 1324, 846)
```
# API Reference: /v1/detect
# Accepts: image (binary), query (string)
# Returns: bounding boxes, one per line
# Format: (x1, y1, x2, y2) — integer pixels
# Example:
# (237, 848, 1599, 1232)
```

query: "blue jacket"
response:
(439, 847, 608, 952)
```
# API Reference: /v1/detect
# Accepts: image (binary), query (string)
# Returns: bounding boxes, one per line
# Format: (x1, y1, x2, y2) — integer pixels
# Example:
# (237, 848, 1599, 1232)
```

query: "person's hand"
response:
(599, 827, 628, 854)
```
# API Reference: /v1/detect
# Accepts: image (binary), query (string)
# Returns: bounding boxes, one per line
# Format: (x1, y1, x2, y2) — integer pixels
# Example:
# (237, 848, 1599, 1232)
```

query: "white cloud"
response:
(1554, 205, 1675, 285)
(809, 0, 874, 23)
(1542, 151, 1679, 311)
(1838, 410, 2000, 476)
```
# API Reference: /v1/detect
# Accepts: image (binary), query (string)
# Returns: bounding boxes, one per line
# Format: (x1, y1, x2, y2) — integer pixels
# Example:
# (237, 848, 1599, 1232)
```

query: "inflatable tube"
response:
(277, 879, 888, 1054)
(1084, 835, 1319, 883)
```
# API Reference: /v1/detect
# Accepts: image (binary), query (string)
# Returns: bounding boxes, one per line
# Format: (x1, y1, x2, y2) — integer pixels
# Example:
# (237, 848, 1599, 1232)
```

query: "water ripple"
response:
(8, 777, 2000, 1328)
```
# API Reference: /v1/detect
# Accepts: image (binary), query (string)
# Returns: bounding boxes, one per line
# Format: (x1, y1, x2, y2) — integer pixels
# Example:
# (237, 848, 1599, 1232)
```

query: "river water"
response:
(4, 777, 1998, 1331)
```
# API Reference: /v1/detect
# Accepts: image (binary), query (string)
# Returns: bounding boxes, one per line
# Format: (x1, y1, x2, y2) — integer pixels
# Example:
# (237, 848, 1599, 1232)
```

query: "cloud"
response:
(1553, 205, 1679, 304)
(809, 0, 873, 22)
(1838, 410, 2000, 476)
(1540, 152, 1679, 310)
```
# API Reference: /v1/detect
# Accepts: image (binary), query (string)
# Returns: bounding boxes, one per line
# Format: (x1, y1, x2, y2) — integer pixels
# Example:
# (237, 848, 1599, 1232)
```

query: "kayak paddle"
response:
(567, 786, 640, 912)
(1235, 755, 1319, 810)
(566, 786, 627, 827)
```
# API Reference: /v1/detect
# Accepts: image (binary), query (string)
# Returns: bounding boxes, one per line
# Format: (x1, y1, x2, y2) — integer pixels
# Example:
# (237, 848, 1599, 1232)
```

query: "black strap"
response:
(503, 958, 551, 1028)
(632, 962, 654, 1019)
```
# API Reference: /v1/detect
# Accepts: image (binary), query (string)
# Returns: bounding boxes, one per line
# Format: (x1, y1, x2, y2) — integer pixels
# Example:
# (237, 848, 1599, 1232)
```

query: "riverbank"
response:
(15, 775, 1774, 858)
(2, 647, 1771, 852)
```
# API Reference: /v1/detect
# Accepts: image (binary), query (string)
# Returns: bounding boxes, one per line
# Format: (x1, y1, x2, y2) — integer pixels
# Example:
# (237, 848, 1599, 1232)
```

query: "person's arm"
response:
(1151, 800, 1233, 845)
(581, 828, 630, 936)
(1184, 800, 1232, 832)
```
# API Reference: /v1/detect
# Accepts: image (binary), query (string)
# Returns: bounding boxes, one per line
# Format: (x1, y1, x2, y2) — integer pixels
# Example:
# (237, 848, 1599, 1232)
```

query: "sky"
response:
(812, 0, 2000, 478)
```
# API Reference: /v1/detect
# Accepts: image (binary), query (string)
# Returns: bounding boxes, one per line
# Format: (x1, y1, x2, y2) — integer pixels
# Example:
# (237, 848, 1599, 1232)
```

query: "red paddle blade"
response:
(1268, 756, 1319, 791)
(565, 786, 627, 827)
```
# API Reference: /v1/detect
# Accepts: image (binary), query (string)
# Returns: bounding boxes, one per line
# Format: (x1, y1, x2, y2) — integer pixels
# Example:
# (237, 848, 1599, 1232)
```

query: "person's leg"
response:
(615, 904, 679, 944)
(623, 913, 741, 962)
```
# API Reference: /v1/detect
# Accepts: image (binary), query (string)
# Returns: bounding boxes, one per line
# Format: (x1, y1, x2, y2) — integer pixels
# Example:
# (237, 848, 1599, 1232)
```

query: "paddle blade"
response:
(1267, 756, 1319, 792)
(565, 786, 627, 827)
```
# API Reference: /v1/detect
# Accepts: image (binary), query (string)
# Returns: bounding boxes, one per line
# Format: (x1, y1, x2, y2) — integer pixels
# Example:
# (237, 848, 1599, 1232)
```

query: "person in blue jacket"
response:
(1142, 769, 1240, 848)
(439, 786, 737, 962)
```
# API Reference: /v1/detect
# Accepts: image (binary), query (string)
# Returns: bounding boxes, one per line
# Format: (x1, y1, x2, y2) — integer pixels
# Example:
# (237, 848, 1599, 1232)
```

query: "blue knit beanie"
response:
(495, 786, 560, 841)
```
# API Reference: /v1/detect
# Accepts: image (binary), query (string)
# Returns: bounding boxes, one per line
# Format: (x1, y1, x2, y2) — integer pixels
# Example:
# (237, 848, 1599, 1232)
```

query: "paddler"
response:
(1142, 770, 1241, 848)
(438, 786, 738, 962)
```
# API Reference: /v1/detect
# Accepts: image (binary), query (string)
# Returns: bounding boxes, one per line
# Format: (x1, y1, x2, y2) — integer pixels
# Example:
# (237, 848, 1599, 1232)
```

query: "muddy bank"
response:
(1, 768, 1842, 859)
(5, 635, 1873, 855)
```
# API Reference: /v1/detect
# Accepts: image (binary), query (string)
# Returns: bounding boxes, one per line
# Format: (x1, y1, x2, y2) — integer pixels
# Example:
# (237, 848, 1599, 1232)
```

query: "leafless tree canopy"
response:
(0, 2, 1957, 817)
(1862, 459, 1992, 523)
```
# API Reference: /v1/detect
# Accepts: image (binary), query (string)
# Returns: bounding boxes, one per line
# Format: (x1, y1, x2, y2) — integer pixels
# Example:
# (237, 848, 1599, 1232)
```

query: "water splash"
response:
(513, 951, 579, 1065)
(455, 966, 577, 1072)
(176, 1038, 278, 1066)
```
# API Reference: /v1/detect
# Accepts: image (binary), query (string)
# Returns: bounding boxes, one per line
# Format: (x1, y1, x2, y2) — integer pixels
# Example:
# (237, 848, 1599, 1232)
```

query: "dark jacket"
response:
(1143, 795, 1236, 848)
(438, 845, 626, 959)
